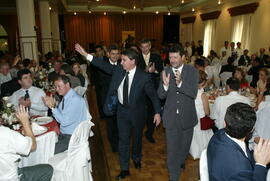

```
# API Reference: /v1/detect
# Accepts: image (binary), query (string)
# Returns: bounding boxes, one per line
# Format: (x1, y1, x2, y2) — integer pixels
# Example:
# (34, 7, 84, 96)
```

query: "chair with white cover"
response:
(199, 149, 209, 181)
(74, 86, 89, 109)
(49, 119, 95, 181)
(220, 72, 232, 87)
(267, 169, 270, 181)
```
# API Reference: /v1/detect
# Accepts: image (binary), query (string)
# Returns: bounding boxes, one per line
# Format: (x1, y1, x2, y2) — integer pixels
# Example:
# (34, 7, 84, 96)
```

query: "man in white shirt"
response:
(211, 77, 250, 129)
(219, 41, 230, 57)
(184, 42, 192, 57)
(0, 62, 12, 92)
(9, 69, 48, 116)
(0, 105, 53, 181)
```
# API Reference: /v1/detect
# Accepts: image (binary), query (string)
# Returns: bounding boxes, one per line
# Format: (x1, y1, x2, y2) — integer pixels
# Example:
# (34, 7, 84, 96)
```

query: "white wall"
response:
(180, 0, 270, 56)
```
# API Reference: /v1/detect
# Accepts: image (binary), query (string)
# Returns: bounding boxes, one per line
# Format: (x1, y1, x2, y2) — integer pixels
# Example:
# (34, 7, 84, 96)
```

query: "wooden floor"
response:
(88, 87, 200, 181)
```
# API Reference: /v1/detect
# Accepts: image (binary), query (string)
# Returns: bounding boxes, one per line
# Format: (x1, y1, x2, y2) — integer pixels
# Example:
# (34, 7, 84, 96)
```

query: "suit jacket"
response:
(238, 55, 251, 66)
(0, 78, 21, 98)
(137, 52, 163, 88)
(91, 57, 161, 128)
(207, 129, 267, 181)
(158, 65, 199, 130)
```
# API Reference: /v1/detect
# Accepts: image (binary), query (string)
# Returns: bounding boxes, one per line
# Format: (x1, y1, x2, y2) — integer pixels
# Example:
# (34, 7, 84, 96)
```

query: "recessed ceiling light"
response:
(74, 12, 77, 15)
(104, 12, 107, 15)
(168, 12, 171, 15)
(181, 0, 184, 4)
(96, 0, 100, 2)
(123, 10, 127, 14)
(218, 0, 221, 5)
(89, 10, 92, 14)
(133, 5, 136, 9)
(49, 6, 52, 10)
(155, 11, 159, 14)
(192, 8, 195, 12)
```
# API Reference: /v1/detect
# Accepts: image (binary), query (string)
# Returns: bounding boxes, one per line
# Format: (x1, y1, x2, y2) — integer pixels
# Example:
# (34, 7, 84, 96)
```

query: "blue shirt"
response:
(52, 89, 87, 135)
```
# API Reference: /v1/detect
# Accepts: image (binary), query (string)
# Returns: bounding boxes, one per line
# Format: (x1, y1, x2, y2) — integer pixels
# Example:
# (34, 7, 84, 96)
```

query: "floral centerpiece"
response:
(0, 97, 19, 130)
(34, 69, 51, 90)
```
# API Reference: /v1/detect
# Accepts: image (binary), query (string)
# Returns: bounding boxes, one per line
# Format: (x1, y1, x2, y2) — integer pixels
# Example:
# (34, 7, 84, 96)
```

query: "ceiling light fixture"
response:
(168, 12, 171, 15)
(218, 0, 221, 5)
(49, 6, 52, 10)
(133, 5, 136, 9)
(104, 12, 107, 15)
(89, 10, 92, 14)
(192, 8, 195, 12)
(74, 12, 77, 15)
(96, 0, 100, 2)
(181, 0, 184, 4)
(155, 11, 159, 14)
(123, 10, 127, 14)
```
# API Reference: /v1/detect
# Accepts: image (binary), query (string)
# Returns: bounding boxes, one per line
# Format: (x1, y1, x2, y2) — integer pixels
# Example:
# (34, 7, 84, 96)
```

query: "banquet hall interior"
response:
(1, 0, 270, 180)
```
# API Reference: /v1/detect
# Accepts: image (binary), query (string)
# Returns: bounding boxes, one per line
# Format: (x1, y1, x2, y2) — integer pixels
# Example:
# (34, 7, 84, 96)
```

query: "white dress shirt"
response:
(118, 67, 136, 104)
(210, 91, 250, 129)
(0, 126, 32, 180)
(220, 47, 230, 57)
(9, 86, 48, 116)
(109, 59, 117, 65)
(226, 133, 248, 157)
(184, 47, 192, 57)
(143, 53, 150, 66)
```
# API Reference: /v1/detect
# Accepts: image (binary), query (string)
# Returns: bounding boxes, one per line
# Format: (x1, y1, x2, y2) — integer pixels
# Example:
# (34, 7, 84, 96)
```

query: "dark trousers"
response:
(117, 105, 143, 170)
(166, 125, 194, 181)
(145, 99, 155, 138)
(55, 133, 71, 154)
(106, 115, 119, 152)
(18, 164, 53, 181)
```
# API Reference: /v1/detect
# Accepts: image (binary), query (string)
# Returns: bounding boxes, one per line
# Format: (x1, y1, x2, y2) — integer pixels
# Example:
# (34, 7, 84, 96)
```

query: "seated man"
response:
(9, 69, 48, 116)
(0, 105, 53, 181)
(59, 64, 81, 88)
(43, 75, 87, 154)
(210, 77, 250, 129)
(207, 103, 270, 181)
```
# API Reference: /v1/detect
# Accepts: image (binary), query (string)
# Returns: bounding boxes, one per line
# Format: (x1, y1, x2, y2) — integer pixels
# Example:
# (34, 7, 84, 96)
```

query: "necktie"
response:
(24, 90, 30, 100)
(61, 97, 65, 110)
(123, 71, 129, 106)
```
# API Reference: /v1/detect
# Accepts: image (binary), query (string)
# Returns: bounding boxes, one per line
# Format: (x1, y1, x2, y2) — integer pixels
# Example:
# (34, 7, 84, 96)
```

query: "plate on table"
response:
(32, 124, 48, 136)
(33, 116, 53, 125)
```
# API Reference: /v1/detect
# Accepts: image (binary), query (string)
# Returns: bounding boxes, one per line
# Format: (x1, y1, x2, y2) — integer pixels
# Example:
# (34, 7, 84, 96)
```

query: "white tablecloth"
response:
(19, 131, 58, 167)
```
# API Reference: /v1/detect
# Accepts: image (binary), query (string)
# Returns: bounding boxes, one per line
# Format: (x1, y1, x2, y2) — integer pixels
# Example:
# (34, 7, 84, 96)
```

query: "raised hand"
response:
(16, 105, 30, 126)
(162, 71, 170, 87)
(254, 138, 270, 166)
(75, 43, 88, 57)
(174, 70, 182, 85)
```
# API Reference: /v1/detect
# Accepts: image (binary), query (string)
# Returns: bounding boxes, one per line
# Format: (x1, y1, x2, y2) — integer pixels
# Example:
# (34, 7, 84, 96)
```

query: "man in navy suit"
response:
(75, 43, 161, 179)
(207, 103, 270, 181)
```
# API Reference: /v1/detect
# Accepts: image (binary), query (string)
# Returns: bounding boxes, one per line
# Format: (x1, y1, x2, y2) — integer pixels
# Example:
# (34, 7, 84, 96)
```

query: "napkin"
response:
(31, 122, 47, 135)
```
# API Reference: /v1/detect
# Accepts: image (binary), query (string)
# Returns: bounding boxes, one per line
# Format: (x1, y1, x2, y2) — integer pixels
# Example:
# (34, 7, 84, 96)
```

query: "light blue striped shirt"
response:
(52, 89, 87, 135)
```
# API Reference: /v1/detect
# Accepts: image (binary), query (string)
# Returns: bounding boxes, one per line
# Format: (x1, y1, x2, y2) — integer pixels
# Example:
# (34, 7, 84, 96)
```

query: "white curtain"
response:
(182, 23, 193, 43)
(231, 14, 252, 50)
(203, 20, 216, 57)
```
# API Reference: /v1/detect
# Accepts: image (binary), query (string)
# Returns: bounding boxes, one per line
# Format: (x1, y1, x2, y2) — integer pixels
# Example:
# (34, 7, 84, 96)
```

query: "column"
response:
(39, 0, 52, 54)
(50, 11, 61, 54)
(16, 0, 38, 60)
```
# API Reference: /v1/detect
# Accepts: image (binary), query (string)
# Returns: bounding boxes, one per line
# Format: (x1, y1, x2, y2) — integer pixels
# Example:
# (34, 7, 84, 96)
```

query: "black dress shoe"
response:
(133, 160, 141, 169)
(116, 170, 130, 180)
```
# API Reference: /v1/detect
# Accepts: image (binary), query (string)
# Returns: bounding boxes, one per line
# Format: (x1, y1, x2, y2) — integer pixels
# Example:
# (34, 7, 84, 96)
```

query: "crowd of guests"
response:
(1, 37, 270, 181)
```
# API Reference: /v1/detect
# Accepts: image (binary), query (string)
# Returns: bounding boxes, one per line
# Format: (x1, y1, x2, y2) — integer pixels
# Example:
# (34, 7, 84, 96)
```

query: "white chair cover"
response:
(199, 149, 209, 181)
(19, 131, 57, 167)
(220, 72, 232, 87)
(49, 119, 94, 181)
(74, 86, 87, 97)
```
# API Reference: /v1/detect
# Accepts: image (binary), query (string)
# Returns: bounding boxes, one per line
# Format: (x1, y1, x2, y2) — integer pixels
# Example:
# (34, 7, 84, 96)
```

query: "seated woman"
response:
(233, 67, 249, 89)
(72, 62, 85, 87)
(189, 70, 213, 159)
(257, 67, 269, 94)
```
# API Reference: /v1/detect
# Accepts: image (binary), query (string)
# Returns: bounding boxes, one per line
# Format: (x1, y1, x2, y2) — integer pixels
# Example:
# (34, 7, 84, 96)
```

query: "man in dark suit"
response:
(75, 43, 161, 179)
(259, 48, 269, 65)
(137, 38, 163, 143)
(98, 44, 121, 152)
(207, 103, 270, 181)
(158, 45, 199, 181)
(238, 49, 251, 66)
